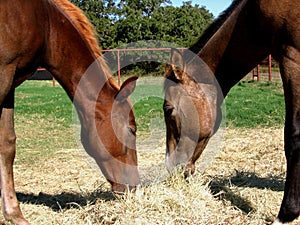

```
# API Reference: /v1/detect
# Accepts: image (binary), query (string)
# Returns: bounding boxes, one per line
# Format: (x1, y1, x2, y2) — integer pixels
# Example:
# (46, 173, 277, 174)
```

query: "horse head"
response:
(77, 75, 140, 193)
(163, 49, 219, 177)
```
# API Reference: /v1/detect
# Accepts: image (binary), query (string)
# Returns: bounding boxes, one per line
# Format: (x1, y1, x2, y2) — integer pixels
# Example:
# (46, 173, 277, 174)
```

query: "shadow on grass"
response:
(209, 171, 285, 221)
(16, 189, 117, 211)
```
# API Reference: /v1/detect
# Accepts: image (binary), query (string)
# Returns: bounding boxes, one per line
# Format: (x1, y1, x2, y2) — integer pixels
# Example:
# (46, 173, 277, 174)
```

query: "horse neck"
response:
(43, 1, 116, 123)
(198, 0, 271, 96)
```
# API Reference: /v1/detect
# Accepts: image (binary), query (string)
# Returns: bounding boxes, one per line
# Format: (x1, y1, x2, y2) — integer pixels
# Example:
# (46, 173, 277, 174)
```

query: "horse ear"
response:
(170, 48, 185, 81)
(115, 76, 138, 102)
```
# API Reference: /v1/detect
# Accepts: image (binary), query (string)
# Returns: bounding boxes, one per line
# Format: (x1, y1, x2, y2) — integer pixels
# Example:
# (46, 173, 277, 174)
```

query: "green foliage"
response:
(69, 0, 214, 74)
(150, 2, 213, 47)
(70, 0, 117, 49)
(71, 0, 213, 75)
(70, 0, 214, 49)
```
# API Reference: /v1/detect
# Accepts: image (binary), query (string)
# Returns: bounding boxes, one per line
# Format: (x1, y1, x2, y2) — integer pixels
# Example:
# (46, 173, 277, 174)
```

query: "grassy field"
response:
(1, 78, 297, 224)
(131, 78, 286, 131)
(225, 81, 285, 127)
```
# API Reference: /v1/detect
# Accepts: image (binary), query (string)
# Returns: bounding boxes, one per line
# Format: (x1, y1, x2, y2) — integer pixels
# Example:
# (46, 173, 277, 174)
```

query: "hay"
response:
(2, 128, 300, 224)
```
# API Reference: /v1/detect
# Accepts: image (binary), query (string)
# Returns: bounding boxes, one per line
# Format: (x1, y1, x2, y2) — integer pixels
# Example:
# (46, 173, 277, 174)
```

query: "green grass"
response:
(225, 81, 285, 128)
(14, 81, 74, 164)
(14, 80, 285, 144)
(130, 80, 285, 130)
(131, 83, 164, 135)
(15, 81, 72, 125)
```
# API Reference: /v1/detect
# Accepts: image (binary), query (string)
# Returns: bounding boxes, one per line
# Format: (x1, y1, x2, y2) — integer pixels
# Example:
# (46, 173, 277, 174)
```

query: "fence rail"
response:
(102, 48, 186, 85)
(33, 47, 276, 85)
(252, 55, 274, 81)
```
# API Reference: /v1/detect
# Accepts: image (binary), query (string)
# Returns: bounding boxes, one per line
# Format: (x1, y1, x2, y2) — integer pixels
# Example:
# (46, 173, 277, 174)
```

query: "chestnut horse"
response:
(0, 0, 140, 224)
(164, 0, 300, 224)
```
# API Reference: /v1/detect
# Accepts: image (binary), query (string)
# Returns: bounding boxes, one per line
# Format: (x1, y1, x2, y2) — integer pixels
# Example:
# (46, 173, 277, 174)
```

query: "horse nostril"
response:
(111, 182, 132, 194)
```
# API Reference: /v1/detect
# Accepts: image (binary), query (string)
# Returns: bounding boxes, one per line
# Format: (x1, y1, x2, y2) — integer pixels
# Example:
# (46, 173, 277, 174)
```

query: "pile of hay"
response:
(2, 128, 299, 224)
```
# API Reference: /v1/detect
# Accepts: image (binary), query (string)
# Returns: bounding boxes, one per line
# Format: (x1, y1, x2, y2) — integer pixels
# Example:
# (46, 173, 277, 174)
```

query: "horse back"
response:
(258, 0, 300, 49)
(0, 0, 48, 82)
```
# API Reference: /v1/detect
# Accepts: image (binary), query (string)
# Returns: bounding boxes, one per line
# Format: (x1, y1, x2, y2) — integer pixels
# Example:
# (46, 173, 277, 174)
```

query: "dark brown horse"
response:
(164, 0, 300, 224)
(0, 0, 140, 224)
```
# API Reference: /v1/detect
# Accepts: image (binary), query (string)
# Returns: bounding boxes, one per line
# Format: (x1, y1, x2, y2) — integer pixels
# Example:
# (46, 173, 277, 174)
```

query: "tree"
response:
(70, 0, 117, 49)
(150, 1, 213, 47)
(70, 0, 213, 49)
(70, 0, 214, 74)
(113, 0, 171, 46)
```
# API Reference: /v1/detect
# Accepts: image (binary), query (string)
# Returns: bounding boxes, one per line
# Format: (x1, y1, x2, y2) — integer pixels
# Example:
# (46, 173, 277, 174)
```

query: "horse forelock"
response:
(189, 0, 246, 54)
(49, 0, 118, 89)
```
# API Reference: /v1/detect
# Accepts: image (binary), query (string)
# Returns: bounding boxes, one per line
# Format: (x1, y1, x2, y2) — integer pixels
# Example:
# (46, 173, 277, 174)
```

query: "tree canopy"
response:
(70, 0, 214, 49)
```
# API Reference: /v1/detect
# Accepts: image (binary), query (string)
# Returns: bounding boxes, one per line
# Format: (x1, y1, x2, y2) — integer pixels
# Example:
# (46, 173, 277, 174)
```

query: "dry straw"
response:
(3, 128, 300, 224)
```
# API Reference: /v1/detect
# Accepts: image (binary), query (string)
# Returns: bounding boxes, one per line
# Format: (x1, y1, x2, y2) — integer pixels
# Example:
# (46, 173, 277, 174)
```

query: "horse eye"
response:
(164, 105, 174, 116)
(128, 126, 136, 135)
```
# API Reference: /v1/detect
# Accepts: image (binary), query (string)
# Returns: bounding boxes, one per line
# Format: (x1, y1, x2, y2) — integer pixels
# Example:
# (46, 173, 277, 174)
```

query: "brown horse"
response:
(0, 0, 140, 224)
(164, 0, 300, 224)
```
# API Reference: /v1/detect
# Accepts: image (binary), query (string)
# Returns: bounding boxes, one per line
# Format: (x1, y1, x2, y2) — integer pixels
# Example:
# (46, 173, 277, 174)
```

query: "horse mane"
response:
(165, 0, 245, 87)
(50, 0, 120, 90)
(189, 0, 245, 53)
